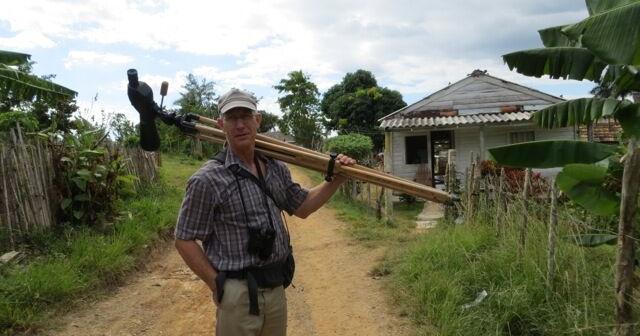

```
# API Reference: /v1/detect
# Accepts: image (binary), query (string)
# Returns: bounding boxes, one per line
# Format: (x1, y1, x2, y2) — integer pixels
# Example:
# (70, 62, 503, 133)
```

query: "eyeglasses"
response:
(223, 113, 255, 123)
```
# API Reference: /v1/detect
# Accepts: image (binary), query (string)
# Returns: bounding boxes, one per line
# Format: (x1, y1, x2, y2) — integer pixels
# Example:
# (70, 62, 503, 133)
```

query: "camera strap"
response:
(254, 155, 276, 232)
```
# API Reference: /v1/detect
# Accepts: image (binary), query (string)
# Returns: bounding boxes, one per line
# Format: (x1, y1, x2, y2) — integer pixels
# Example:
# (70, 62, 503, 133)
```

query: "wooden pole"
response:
(546, 182, 558, 293)
(466, 153, 477, 222)
(520, 168, 531, 249)
(497, 167, 506, 234)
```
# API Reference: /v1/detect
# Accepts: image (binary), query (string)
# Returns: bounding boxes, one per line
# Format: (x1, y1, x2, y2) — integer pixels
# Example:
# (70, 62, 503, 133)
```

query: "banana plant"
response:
(488, 1, 640, 334)
(0, 49, 76, 99)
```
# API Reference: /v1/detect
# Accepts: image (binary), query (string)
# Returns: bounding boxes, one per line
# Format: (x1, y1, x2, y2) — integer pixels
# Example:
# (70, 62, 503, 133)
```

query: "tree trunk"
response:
(615, 138, 640, 336)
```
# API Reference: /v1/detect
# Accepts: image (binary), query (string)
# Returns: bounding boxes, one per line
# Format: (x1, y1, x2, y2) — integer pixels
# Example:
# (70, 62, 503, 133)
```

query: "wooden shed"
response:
(378, 70, 576, 189)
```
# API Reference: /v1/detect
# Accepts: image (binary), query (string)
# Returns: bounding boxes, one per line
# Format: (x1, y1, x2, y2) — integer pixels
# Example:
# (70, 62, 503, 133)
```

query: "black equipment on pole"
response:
(126, 69, 197, 151)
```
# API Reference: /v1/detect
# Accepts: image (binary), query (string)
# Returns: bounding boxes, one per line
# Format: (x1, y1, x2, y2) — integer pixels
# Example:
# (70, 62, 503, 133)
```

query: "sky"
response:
(1, 0, 595, 124)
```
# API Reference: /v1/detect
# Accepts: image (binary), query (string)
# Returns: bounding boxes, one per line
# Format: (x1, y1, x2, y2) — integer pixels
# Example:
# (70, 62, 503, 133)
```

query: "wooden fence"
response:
(0, 127, 159, 250)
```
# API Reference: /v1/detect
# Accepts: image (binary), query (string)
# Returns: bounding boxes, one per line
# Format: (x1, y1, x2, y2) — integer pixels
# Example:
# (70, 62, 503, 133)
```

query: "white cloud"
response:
(1, 0, 593, 117)
(64, 51, 134, 69)
(0, 31, 56, 49)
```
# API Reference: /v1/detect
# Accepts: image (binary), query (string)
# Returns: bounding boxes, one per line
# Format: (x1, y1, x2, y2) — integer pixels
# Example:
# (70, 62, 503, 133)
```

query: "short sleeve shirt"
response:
(175, 149, 309, 271)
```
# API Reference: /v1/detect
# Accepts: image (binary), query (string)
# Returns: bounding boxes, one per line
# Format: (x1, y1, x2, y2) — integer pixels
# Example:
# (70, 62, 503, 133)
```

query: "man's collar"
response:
(223, 147, 269, 170)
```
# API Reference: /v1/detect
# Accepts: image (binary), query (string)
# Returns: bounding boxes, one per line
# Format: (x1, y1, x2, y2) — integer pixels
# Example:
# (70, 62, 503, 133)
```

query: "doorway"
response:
(430, 130, 455, 189)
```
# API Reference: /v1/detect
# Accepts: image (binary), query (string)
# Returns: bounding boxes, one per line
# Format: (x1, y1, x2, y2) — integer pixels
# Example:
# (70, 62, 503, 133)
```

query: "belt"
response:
(215, 263, 285, 316)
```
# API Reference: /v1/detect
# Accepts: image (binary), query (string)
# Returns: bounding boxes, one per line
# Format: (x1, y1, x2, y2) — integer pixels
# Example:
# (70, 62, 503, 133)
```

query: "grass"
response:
(0, 154, 200, 334)
(300, 167, 621, 335)
(387, 220, 616, 336)
(302, 167, 423, 244)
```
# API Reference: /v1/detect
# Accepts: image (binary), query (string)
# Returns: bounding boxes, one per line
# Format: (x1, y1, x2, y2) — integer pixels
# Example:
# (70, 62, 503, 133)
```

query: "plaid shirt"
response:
(175, 149, 309, 271)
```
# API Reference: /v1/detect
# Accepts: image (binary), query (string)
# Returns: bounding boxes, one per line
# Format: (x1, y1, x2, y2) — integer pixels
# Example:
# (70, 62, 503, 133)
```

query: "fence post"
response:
(520, 168, 531, 249)
(446, 149, 456, 193)
(497, 168, 506, 234)
(546, 182, 558, 293)
(0, 148, 15, 250)
(466, 153, 477, 222)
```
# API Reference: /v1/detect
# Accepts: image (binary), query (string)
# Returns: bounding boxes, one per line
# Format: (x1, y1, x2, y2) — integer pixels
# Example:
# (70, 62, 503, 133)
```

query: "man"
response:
(174, 88, 355, 336)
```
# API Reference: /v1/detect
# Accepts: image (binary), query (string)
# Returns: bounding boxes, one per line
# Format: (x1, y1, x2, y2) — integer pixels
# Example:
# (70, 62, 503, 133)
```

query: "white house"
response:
(378, 70, 576, 189)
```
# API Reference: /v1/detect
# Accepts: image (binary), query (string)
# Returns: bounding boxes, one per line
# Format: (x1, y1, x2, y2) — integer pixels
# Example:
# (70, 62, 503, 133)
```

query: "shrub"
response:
(40, 129, 138, 227)
(0, 112, 39, 133)
(324, 133, 373, 161)
(480, 160, 548, 194)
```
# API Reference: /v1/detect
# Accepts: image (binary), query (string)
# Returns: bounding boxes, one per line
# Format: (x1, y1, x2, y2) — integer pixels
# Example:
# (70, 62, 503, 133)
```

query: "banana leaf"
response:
(618, 103, 640, 137)
(564, 1, 640, 66)
(556, 163, 620, 215)
(0, 64, 76, 98)
(488, 140, 618, 168)
(607, 65, 640, 96)
(503, 48, 607, 81)
(0, 50, 30, 66)
(533, 97, 631, 129)
(586, 0, 640, 15)
(538, 25, 579, 48)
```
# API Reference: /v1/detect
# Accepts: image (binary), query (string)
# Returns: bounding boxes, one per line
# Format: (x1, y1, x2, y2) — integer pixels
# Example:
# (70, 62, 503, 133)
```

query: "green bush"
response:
(39, 129, 137, 226)
(324, 133, 373, 161)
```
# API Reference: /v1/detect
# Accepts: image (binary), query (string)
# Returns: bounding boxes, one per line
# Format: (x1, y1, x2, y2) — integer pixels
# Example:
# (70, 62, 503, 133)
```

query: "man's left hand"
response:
(336, 153, 356, 166)
(331, 154, 356, 184)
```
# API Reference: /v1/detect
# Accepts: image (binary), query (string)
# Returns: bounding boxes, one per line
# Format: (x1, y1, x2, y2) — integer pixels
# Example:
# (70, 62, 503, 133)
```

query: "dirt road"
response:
(47, 166, 412, 336)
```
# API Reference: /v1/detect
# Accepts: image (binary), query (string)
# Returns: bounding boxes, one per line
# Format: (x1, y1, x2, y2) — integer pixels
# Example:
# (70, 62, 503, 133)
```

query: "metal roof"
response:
(380, 111, 533, 129)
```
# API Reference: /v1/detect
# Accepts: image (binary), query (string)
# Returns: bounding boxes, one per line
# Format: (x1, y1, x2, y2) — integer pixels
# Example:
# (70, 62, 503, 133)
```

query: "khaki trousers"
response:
(216, 279, 287, 336)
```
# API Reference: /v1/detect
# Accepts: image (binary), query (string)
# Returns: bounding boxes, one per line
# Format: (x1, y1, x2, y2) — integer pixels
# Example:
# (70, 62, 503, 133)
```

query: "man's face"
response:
(218, 107, 262, 151)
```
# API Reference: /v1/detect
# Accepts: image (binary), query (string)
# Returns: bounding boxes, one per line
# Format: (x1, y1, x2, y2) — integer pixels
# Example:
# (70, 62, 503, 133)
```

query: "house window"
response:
(509, 131, 535, 144)
(405, 135, 429, 164)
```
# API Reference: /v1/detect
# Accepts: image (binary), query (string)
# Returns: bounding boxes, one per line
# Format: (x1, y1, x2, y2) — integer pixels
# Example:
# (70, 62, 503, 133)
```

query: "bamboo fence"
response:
(0, 127, 158, 250)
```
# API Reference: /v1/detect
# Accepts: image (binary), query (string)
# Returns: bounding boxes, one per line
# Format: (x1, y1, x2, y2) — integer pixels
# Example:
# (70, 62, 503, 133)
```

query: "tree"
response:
(488, 1, 640, 334)
(320, 69, 406, 151)
(258, 110, 279, 133)
(172, 73, 220, 158)
(174, 73, 218, 117)
(274, 70, 323, 148)
(1, 50, 78, 132)
(109, 112, 137, 146)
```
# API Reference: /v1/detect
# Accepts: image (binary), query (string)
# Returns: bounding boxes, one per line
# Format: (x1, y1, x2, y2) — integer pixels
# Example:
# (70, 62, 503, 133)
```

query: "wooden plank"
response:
(1, 145, 15, 249)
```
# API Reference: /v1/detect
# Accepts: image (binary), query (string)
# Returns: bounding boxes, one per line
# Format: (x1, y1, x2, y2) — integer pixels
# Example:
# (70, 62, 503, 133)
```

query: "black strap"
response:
(214, 270, 260, 315)
(325, 153, 338, 182)
(215, 271, 227, 304)
(254, 155, 276, 232)
(246, 272, 260, 315)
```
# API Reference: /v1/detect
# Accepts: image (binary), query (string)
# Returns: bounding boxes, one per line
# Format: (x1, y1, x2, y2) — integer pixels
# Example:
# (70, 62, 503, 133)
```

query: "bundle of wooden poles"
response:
(188, 115, 452, 204)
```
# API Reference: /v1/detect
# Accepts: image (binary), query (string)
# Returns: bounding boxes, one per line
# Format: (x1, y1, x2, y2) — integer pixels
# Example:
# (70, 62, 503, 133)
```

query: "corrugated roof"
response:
(379, 70, 563, 123)
(380, 111, 533, 129)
